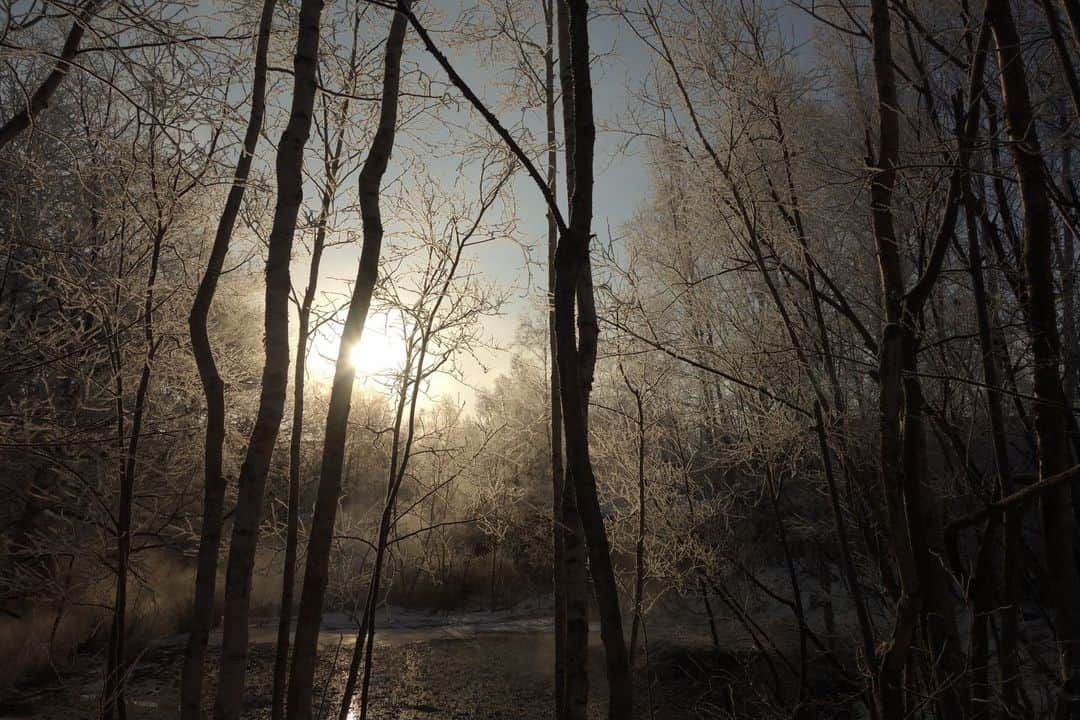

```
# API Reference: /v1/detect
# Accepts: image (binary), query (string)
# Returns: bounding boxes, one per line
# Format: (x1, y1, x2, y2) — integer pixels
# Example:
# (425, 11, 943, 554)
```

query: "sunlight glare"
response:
(307, 311, 405, 386)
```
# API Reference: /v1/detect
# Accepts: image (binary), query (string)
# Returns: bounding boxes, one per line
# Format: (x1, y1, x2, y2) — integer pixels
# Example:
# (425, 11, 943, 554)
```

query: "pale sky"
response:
(302, 3, 655, 407)
(260, 1, 814, 408)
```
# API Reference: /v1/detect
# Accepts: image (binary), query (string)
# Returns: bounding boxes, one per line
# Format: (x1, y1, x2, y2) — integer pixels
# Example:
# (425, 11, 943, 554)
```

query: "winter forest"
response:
(5, 0, 1080, 718)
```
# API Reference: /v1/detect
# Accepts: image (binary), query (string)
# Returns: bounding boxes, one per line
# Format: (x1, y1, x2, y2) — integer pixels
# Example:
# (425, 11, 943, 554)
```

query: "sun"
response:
(307, 312, 406, 385)
(348, 341, 365, 370)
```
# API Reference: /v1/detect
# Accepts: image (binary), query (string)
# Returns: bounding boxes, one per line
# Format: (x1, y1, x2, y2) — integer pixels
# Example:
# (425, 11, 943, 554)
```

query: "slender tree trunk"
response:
(987, 2, 1080, 716)
(0, 0, 102, 150)
(1060, 147, 1079, 410)
(345, 370, 411, 720)
(900, 331, 967, 720)
(866, 4, 919, 709)
(270, 14, 361, 716)
(813, 402, 877, 699)
(768, 472, 808, 701)
(868, 2, 942, 715)
(622, 368, 646, 662)
(270, 154, 329, 720)
(961, 86, 1023, 720)
(867, 2, 989, 715)
(353, 227, 470, 720)
(213, 0, 324, 714)
(545, 1, 568, 714)
(555, 2, 632, 718)
(102, 251, 125, 719)
(285, 8, 408, 719)
(181, 3, 276, 715)
(103, 227, 163, 720)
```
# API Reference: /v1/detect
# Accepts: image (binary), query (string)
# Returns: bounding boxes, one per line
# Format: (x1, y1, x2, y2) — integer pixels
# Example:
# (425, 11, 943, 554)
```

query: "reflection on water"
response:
(331, 630, 559, 720)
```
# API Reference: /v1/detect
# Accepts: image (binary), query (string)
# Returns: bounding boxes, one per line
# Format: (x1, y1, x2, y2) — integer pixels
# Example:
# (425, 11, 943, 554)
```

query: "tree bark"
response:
(285, 7, 408, 719)
(627, 373, 646, 662)
(554, 2, 633, 718)
(959, 41, 1023, 716)
(213, 0, 324, 715)
(866, 1, 982, 715)
(545, 0, 568, 714)
(1061, 0, 1080, 51)
(103, 226, 163, 720)
(181, 2, 276, 716)
(987, 1, 1080, 716)
(555, 2, 589, 716)
(270, 11, 362, 719)
(1040, 0, 1080, 119)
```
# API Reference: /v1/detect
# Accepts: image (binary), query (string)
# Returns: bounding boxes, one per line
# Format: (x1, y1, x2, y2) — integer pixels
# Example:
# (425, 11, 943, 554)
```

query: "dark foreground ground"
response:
(1, 619, 709, 719)
(1, 612, 859, 719)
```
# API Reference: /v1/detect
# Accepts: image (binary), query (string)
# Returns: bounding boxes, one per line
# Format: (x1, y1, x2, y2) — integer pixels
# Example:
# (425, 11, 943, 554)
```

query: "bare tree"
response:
(285, 6, 409, 718)
(987, 1, 1080, 716)
(337, 163, 511, 720)
(180, 2, 276, 717)
(213, 0, 327, 715)
(0, 0, 103, 150)
(269, 7, 369, 718)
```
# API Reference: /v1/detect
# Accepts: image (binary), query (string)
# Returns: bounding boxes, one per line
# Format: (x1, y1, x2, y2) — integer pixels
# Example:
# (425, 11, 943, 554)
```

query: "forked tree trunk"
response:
(285, 7, 409, 719)
(866, 6, 919, 712)
(343, 195, 479, 720)
(554, 2, 632, 718)
(346, 362, 413, 720)
(385, 1, 625, 714)
(555, 2, 588, 717)
(987, 2, 1080, 716)
(866, 1, 982, 716)
(181, 2, 276, 716)
(213, 0, 324, 715)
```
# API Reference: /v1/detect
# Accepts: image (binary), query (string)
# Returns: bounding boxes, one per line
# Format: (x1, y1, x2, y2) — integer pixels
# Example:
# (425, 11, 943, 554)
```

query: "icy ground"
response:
(2, 604, 702, 719)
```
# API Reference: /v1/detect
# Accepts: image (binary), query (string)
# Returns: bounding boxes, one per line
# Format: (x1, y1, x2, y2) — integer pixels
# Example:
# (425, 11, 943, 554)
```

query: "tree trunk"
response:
(270, 12, 361, 717)
(624, 369, 646, 662)
(285, 8, 408, 719)
(987, 1, 1080, 716)
(960, 65, 1023, 718)
(555, 2, 632, 718)
(103, 227, 163, 720)
(555, 2, 590, 717)
(213, 0, 324, 714)
(866, 2, 933, 716)
(545, 1, 568, 714)
(1061, 0, 1080, 51)
(351, 205, 470, 720)
(1040, 0, 1080, 119)
(181, 2, 276, 716)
